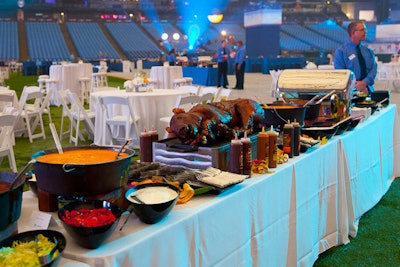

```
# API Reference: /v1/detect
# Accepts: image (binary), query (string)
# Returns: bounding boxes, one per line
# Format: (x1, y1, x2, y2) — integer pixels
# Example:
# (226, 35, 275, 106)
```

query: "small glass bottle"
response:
(229, 133, 243, 174)
(241, 132, 252, 176)
(267, 126, 278, 168)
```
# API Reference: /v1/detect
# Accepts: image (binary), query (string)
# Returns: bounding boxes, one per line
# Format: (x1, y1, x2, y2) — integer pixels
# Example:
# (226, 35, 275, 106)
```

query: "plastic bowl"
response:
(0, 229, 66, 267)
(58, 199, 124, 249)
(125, 183, 180, 224)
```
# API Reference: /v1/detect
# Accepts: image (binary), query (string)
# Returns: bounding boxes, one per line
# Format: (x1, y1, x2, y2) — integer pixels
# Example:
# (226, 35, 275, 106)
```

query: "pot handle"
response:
(62, 163, 83, 173)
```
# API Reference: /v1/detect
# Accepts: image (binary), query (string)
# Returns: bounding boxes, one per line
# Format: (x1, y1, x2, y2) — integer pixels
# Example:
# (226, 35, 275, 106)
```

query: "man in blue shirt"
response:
(334, 20, 377, 95)
(217, 40, 229, 88)
(233, 40, 246, 89)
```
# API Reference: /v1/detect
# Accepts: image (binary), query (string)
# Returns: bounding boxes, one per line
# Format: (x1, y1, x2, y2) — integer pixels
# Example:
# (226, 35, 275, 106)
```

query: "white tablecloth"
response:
(90, 89, 189, 146)
(17, 104, 400, 267)
(150, 66, 183, 89)
(49, 63, 93, 105)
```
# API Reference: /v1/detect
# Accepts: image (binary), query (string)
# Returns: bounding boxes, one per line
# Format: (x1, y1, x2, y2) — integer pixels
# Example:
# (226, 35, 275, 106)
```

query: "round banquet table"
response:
(150, 66, 183, 89)
(49, 63, 93, 105)
(90, 89, 189, 146)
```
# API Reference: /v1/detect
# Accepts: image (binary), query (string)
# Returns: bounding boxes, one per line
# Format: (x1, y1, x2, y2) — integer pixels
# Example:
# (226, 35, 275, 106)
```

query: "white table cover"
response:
(17, 105, 400, 267)
(49, 63, 93, 105)
(90, 89, 189, 146)
(150, 66, 183, 89)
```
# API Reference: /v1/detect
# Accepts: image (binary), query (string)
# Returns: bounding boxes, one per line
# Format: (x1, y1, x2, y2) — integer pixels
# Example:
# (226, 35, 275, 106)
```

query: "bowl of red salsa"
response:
(58, 199, 124, 249)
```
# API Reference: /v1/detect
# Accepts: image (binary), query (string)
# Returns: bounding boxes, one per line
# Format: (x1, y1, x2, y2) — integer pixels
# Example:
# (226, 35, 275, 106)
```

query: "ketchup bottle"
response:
(292, 119, 300, 156)
(257, 127, 269, 162)
(229, 132, 243, 174)
(241, 132, 252, 176)
(267, 126, 278, 168)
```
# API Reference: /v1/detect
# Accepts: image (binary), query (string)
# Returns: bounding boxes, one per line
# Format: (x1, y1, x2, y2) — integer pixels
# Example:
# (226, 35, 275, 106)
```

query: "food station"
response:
(0, 69, 399, 266)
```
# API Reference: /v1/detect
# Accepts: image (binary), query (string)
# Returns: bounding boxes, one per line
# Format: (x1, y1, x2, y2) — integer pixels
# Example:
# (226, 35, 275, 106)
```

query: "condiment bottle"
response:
(229, 132, 243, 174)
(140, 129, 153, 162)
(283, 120, 294, 158)
(267, 126, 278, 168)
(241, 132, 252, 176)
(292, 119, 300, 156)
(257, 127, 269, 162)
(149, 126, 159, 143)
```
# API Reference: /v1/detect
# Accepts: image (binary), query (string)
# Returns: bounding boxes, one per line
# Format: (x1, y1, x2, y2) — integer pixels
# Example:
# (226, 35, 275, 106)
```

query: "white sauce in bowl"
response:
(129, 186, 178, 204)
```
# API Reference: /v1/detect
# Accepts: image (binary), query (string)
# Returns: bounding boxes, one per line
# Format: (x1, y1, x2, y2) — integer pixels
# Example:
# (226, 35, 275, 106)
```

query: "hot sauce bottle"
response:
(149, 126, 159, 143)
(241, 132, 252, 176)
(283, 120, 294, 158)
(257, 127, 269, 162)
(267, 126, 278, 168)
(229, 132, 243, 174)
(292, 119, 300, 156)
(140, 129, 153, 162)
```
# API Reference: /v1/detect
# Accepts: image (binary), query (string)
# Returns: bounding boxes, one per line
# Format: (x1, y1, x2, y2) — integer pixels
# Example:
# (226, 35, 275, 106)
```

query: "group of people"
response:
(165, 20, 377, 96)
(216, 39, 246, 90)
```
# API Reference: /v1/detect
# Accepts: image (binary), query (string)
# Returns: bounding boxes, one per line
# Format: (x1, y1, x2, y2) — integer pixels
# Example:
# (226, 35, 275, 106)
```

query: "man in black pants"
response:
(217, 40, 229, 88)
(233, 40, 246, 89)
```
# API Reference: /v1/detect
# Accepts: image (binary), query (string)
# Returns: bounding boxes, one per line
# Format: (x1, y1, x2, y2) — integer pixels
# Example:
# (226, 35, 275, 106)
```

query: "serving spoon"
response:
(49, 123, 63, 154)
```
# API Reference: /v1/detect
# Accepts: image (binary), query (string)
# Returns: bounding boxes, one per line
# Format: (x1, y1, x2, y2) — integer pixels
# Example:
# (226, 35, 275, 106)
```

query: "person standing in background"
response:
(233, 40, 246, 90)
(334, 20, 377, 95)
(168, 49, 176, 66)
(217, 40, 229, 88)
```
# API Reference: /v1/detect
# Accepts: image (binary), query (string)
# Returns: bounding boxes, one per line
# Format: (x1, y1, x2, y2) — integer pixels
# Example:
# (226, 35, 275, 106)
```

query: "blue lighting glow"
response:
(176, 0, 228, 50)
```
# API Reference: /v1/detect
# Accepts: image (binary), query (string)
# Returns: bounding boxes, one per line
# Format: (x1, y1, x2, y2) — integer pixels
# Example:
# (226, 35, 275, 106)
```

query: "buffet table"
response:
(17, 105, 400, 267)
(182, 67, 218, 86)
(150, 66, 183, 89)
(90, 89, 189, 146)
(49, 63, 93, 105)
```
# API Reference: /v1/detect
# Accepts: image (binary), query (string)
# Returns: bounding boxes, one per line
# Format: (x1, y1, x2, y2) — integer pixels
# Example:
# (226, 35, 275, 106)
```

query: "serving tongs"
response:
(38, 237, 58, 266)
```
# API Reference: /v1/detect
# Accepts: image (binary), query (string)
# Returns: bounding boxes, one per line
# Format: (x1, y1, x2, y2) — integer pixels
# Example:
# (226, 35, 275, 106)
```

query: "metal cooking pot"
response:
(262, 102, 306, 129)
(32, 146, 136, 196)
(0, 172, 24, 230)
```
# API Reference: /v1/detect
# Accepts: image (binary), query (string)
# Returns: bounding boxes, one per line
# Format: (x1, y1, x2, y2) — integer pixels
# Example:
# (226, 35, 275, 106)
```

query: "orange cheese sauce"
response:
(36, 149, 129, 164)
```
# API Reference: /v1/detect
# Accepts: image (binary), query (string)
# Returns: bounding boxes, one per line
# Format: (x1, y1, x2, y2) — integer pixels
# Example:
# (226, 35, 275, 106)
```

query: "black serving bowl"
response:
(301, 125, 339, 140)
(348, 116, 363, 131)
(335, 117, 352, 135)
(262, 102, 306, 130)
(125, 183, 180, 224)
(0, 229, 66, 266)
(58, 199, 124, 249)
(354, 100, 378, 115)
(0, 171, 24, 231)
(371, 90, 390, 107)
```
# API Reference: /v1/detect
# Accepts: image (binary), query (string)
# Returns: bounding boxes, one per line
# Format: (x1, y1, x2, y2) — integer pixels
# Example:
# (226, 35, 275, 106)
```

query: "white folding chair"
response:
(66, 91, 96, 146)
(18, 86, 47, 143)
(0, 114, 18, 172)
(199, 92, 215, 104)
(159, 95, 201, 139)
(0, 91, 16, 114)
(179, 85, 200, 95)
(91, 72, 108, 93)
(199, 87, 219, 101)
(0, 86, 10, 90)
(215, 88, 232, 102)
(99, 95, 141, 148)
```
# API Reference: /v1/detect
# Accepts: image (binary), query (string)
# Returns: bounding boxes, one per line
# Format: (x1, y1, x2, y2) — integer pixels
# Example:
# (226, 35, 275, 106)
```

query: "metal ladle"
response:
(38, 237, 58, 265)
(9, 159, 35, 190)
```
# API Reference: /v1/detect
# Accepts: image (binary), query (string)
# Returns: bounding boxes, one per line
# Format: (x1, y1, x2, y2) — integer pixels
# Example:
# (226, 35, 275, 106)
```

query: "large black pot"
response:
(32, 146, 136, 196)
(263, 103, 306, 129)
(0, 172, 24, 231)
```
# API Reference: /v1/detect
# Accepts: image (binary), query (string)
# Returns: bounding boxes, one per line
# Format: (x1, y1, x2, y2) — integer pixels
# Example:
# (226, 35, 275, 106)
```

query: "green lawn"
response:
(1, 72, 126, 171)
